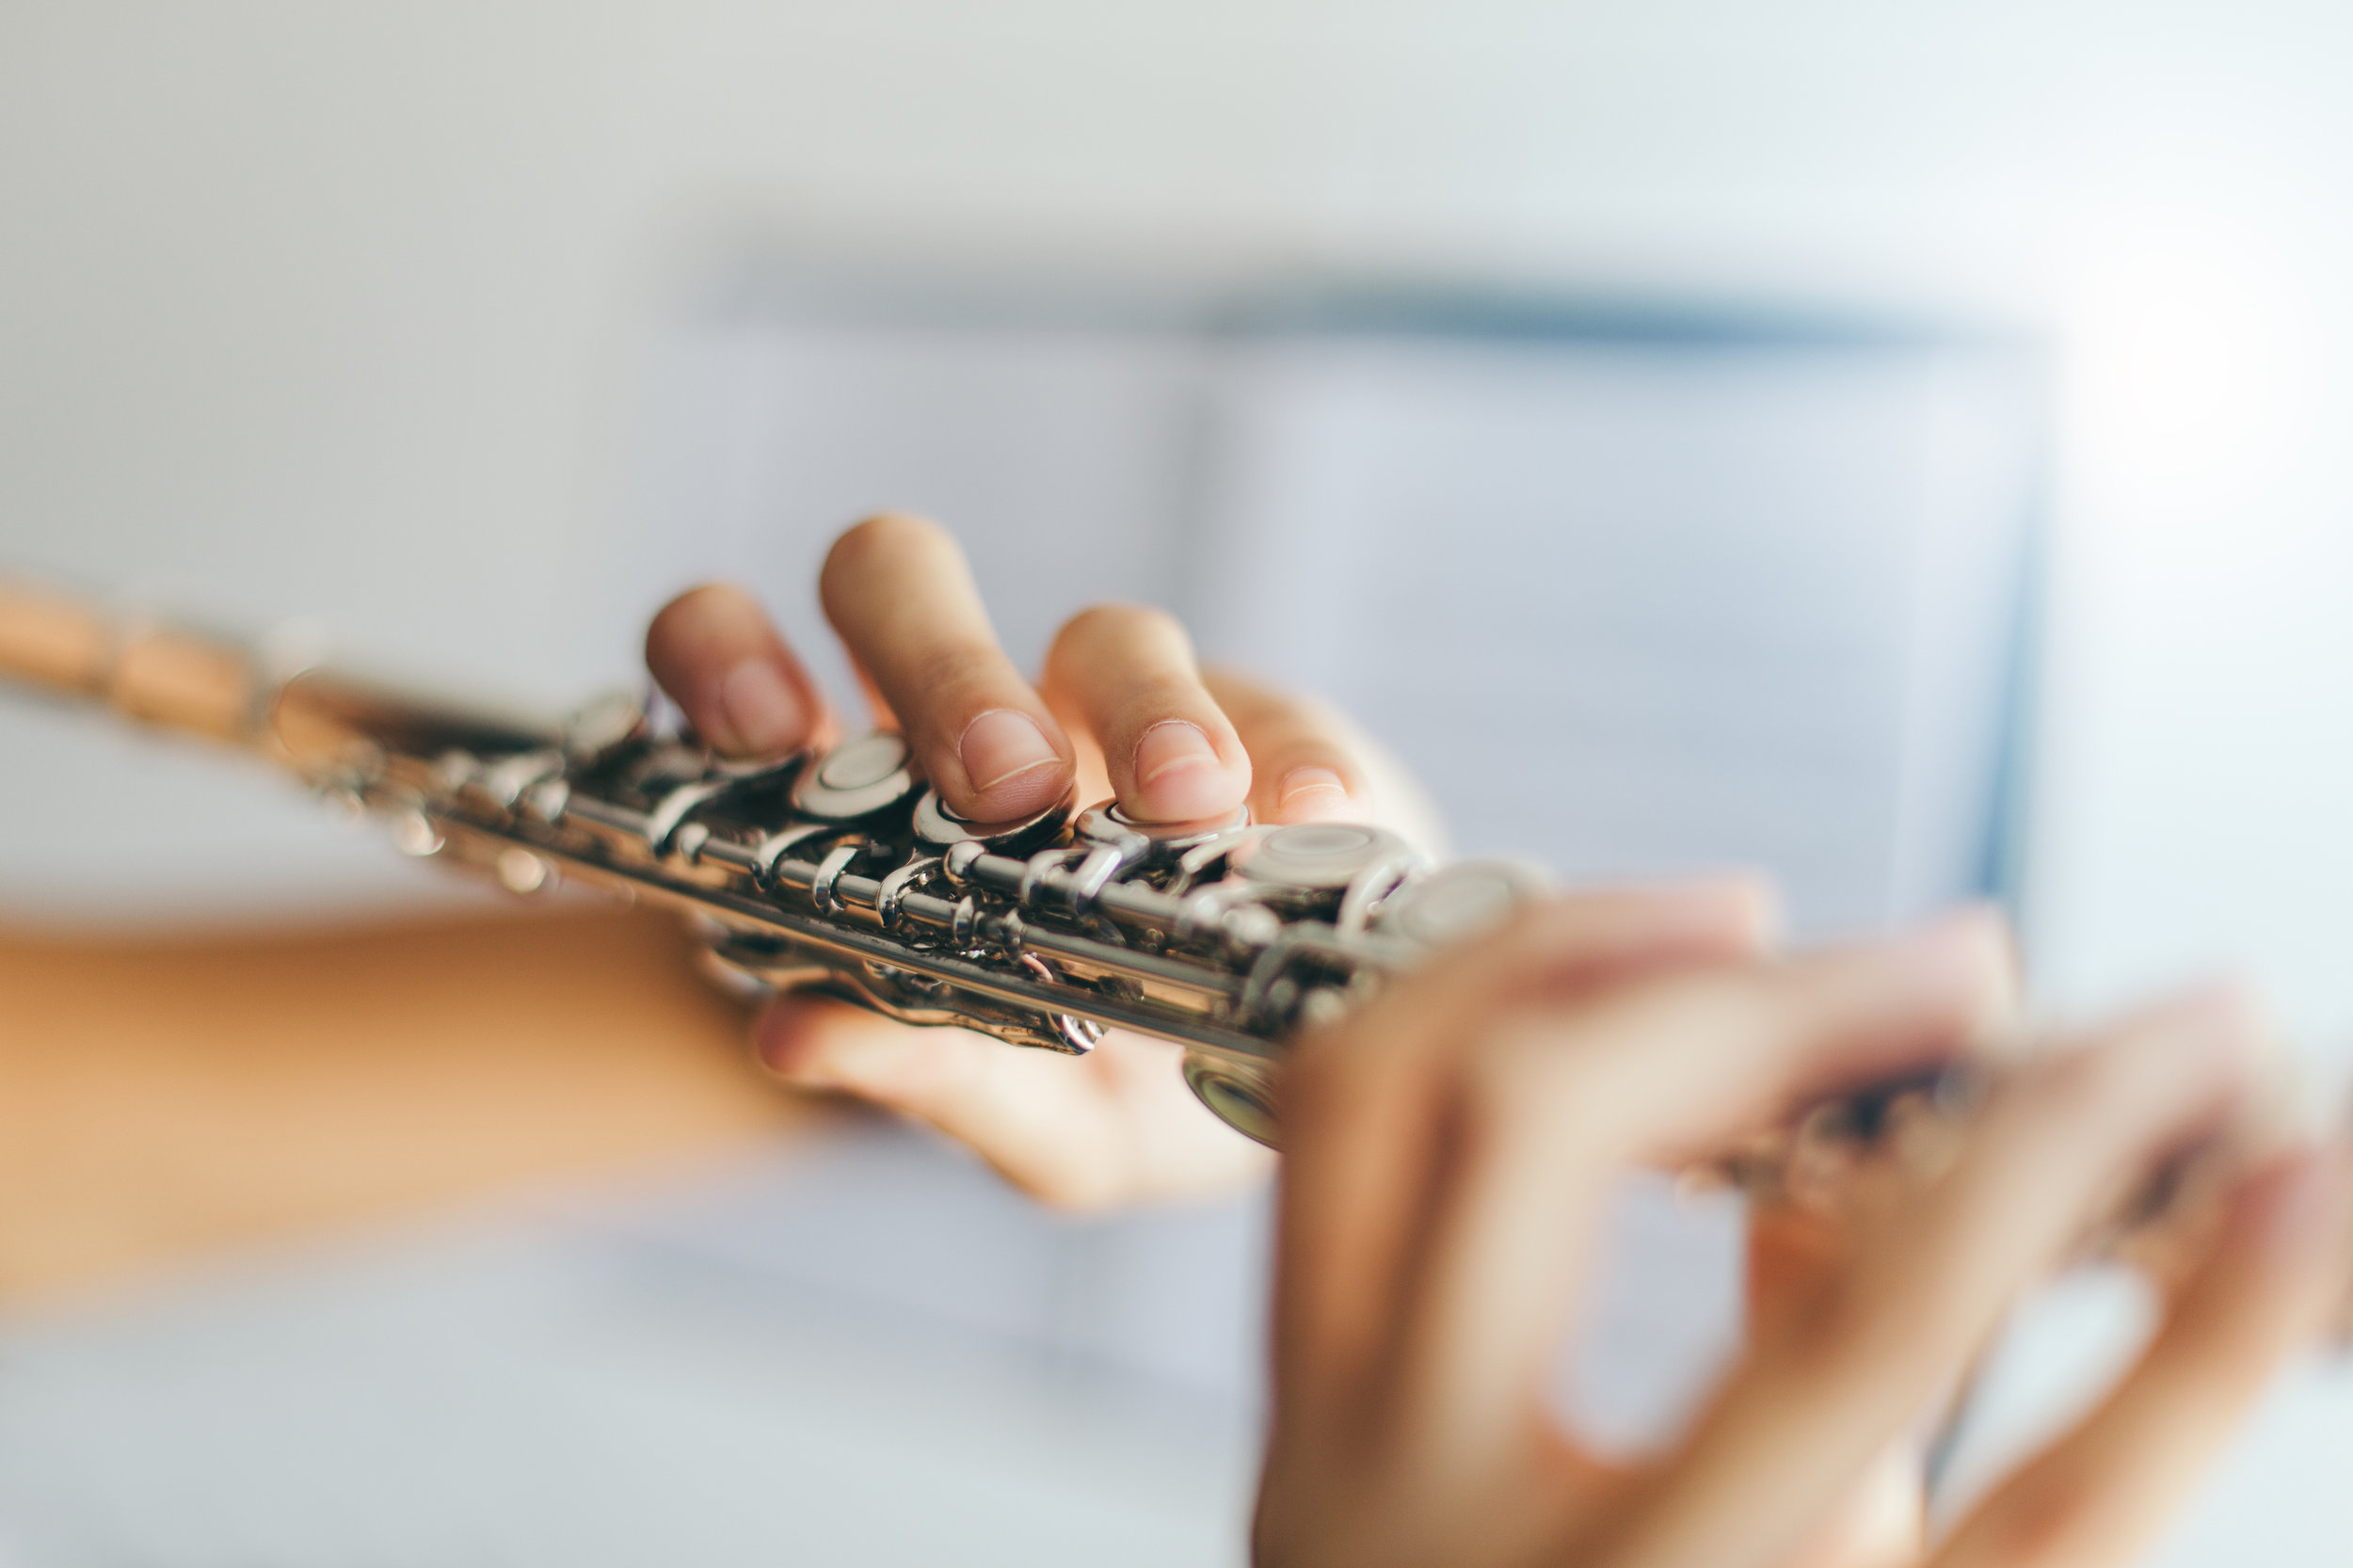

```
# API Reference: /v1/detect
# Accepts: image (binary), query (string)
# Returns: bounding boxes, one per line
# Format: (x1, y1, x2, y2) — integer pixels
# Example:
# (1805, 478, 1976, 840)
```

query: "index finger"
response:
(1273, 882, 1783, 1431)
(645, 583, 835, 759)
(1369, 915, 2019, 1477)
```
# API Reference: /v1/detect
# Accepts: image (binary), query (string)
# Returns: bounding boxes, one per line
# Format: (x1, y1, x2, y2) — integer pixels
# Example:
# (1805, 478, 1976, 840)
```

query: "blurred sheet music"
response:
(637, 296, 2041, 938)
(1189, 331, 2041, 935)
(0, 287, 2049, 1564)
(617, 292, 2048, 1466)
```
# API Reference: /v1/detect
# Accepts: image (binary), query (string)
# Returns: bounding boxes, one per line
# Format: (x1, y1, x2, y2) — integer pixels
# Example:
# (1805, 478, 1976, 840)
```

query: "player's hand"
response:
(644, 513, 1446, 1207)
(1256, 905, 2353, 1568)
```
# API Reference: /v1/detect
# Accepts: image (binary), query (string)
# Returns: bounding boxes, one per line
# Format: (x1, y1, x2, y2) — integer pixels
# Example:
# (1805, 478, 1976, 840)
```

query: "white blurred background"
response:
(3, 4, 2351, 1564)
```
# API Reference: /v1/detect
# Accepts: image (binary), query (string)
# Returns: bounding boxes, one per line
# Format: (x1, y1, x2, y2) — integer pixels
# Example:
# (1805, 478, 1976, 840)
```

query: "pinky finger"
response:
(1935, 1138, 2353, 1568)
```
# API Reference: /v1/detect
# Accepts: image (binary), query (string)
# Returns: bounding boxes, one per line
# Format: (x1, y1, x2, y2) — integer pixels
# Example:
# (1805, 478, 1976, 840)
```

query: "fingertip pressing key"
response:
(1038, 603, 1250, 824)
(960, 709, 1066, 802)
(1134, 720, 1245, 821)
(818, 516, 1077, 821)
(644, 583, 830, 759)
(1273, 765, 1354, 822)
(719, 656, 809, 756)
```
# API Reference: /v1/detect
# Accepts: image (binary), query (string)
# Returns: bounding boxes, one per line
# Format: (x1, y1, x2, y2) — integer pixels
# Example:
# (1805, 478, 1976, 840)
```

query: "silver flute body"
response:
(296, 674, 1498, 1146)
(8, 573, 2322, 1321)
(0, 582, 1559, 1145)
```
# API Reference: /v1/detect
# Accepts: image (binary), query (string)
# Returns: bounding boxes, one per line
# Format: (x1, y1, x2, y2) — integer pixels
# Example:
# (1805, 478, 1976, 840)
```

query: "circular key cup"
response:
(1227, 822, 1410, 893)
(1374, 859, 1551, 947)
(1181, 1051, 1280, 1148)
(911, 783, 1077, 855)
(1074, 801, 1250, 858)
(792, 731, 920, 821)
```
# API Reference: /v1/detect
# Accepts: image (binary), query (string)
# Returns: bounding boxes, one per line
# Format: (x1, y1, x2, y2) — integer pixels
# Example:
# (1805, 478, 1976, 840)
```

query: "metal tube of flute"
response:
(4, 571, 2335, 1335)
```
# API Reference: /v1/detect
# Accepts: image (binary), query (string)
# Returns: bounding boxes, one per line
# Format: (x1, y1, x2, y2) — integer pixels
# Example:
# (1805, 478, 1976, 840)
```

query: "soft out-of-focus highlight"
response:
(3, 5, 2351, 1565)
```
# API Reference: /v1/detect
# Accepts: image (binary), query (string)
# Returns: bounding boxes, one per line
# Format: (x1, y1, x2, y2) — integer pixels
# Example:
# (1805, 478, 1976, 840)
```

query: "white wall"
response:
(7, 1, 2353, 1023)
(6, 5, 2353, 1561)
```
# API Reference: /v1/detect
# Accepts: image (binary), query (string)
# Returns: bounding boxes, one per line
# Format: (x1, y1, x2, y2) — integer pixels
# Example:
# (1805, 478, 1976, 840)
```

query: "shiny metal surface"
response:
(1228, 824, 1408, 891)
(0, 579, 1965, 1152)
(792, 733, 920, 821)
(0, 574, 2323, 1301)
(1375, 858, 1554, 946)
(910, 785, 1077, 854)
(0, 579, 1434, 1141)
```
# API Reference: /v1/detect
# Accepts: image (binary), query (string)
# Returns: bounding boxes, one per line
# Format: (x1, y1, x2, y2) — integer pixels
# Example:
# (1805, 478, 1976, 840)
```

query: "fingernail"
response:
(1134, 721, 1238, 819)
(959, 709, 1061, 793)
(1136, 721, 1219, 787)
(719, 658, 806, 755)
(1276, 765, 1351, 818)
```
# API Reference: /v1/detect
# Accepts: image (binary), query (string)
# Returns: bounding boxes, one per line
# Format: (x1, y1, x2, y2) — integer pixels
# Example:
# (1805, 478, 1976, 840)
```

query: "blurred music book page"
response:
(1185, 330, 2040, 1450)
(5, 310, 2036, 945)
(0, 299, 2053, 1565)
(649, 305, 2041, 939)
(636, 302, 2043, 1455)
(1186, 332, 2039, 938)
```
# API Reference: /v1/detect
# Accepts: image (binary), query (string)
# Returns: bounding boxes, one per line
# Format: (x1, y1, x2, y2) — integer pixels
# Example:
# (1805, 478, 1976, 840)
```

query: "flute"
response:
(0, 576, 1502, 1145)
(0, 575, 2330, 1312)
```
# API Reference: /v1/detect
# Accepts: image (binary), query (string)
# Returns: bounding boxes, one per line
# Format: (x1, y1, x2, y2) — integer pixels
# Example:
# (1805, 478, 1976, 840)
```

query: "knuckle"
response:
(1049, 600, 1189, 666)
(1963, 1045, 2170, 1199)
(824, 511, 948, 584)
(909, 643, 1016, 712)
(1768, 1266, 1934, 1386)
(1259, 723, 1349, 771)
(1263, 710, 1355, 768)
(656, 580, 740, 620)
(1123, 672, 1219, 724)
(1979, 1472, 2100, 1564)
(1225, 699, 1320, 756)
(645, 581, 753, 655)
(2024, 1042, 2143, 1128)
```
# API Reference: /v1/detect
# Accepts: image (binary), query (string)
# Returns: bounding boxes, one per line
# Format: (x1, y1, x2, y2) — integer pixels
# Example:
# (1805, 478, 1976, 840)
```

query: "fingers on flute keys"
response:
(1269, 881, 1801, 1434)
(648, 513, 1397, 831)
(1259, 910, 2345, 1568)
(1281, 913, 2017, 1478)
(644, 584, 832, 760)
(1202, 666, 1374, 825)
(818, 515, 1077, 822)
(1039, 602, 1251, 824)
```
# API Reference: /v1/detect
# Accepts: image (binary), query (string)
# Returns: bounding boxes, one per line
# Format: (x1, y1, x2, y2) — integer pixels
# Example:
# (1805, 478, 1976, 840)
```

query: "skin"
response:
(1256, 900, 2353, 1568)
(643, 513, 1441, 1207)
(648, 519, 2351, 1565)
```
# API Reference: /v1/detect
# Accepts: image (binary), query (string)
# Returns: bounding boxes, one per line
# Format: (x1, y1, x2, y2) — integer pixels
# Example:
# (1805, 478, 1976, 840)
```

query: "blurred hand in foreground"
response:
(645, 513, 1446, 1207)
(1255, 897, 2353, 1568)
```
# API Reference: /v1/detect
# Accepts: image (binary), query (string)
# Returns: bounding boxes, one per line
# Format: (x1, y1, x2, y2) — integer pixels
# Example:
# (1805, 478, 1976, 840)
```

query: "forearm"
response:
(0, 905, 815, 1301)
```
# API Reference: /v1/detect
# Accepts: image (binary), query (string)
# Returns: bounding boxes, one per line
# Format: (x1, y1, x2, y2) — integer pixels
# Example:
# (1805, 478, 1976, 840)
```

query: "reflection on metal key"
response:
(2, 576, 2343, 1328)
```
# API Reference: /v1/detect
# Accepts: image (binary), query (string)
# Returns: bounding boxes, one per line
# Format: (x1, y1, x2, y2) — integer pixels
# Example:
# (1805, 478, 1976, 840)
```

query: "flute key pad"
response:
(792, 731, 920, 821)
